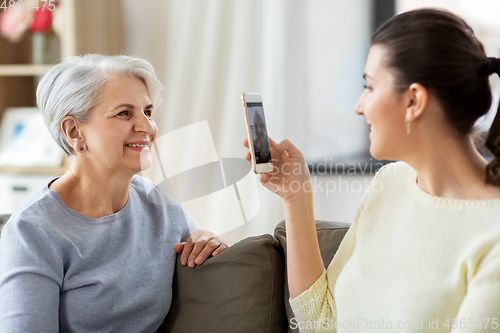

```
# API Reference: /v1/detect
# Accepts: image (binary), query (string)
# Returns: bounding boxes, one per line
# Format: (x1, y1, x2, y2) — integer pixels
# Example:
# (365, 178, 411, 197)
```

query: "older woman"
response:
(0, 54, 228, 332)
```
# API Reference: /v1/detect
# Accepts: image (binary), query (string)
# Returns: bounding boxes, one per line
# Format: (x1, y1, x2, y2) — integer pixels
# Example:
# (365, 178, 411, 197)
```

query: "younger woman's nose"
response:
(354, 100, 364, 116)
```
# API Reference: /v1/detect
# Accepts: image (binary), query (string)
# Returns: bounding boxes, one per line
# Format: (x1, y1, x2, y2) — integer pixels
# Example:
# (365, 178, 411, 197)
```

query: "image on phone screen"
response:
(246, 102, 272, 164)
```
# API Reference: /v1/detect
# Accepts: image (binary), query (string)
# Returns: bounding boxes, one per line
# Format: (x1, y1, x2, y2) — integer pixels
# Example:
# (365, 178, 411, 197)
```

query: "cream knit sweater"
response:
(289, 161, 500, 333)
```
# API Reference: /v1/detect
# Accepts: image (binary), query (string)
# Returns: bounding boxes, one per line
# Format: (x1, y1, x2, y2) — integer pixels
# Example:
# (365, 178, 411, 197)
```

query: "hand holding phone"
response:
(243, 136, 312, 200)
(242, 93, 273, 173)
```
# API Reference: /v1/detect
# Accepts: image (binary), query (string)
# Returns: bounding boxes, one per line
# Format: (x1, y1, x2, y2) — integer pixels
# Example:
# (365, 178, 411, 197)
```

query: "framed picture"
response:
(0, 107, 64, 167)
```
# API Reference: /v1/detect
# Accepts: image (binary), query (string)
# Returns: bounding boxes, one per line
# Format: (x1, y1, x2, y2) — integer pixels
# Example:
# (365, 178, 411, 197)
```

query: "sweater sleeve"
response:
(450, 242, 500, 333)
(288, 164, 391, 333)
(0, 220, 62, 333)
(288, 213, 358, 332)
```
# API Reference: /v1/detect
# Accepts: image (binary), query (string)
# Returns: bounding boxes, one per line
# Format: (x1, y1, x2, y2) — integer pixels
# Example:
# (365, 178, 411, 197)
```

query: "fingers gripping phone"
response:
(242, 93, 273, 173)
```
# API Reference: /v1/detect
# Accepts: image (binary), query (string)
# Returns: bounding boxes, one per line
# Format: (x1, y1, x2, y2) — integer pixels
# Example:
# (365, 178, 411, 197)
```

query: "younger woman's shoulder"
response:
(376, 160, 411, 173)
(371, 161, 412, 181)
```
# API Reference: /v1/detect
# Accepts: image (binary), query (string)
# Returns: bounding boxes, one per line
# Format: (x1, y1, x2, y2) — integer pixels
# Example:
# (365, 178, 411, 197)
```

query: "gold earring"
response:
(406, 121, 410, 135)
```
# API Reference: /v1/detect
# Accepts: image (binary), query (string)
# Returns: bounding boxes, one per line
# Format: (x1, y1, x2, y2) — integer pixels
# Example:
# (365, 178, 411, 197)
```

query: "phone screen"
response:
(246, 102, 272, 164)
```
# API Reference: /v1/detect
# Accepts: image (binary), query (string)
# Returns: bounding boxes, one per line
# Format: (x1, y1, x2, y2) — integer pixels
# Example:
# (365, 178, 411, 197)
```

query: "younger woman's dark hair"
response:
(371, 8, 500, 187)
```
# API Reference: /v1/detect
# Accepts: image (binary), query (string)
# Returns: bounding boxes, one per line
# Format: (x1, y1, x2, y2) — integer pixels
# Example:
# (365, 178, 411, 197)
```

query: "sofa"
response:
(160, 220, 350, 333)
(0, 216, 349, 332)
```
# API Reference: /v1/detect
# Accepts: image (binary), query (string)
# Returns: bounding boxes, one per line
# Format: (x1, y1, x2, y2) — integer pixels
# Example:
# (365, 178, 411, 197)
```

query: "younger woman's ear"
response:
(405, 82, 428, 122)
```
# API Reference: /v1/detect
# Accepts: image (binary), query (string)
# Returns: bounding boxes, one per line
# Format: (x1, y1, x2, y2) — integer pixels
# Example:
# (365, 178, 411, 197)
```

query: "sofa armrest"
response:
(274, 220, 350, 333)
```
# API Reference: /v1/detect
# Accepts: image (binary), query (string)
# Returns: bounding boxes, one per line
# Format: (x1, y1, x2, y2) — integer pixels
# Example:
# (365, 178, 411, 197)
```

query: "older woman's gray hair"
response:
(36, 54, 163, 157)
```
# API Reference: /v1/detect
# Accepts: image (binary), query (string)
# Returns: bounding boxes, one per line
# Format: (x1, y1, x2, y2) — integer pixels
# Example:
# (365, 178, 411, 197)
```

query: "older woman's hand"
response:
(173, 230, 230, 268)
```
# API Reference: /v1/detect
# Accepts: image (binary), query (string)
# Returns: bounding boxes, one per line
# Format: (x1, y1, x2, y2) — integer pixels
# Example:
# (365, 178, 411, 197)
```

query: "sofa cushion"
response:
(274, 220, 350, 333)
(159, 234, 287, 333)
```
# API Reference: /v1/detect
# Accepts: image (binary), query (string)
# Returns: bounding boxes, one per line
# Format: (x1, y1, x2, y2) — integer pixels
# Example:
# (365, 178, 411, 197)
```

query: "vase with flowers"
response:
(31, 6, 56, 64)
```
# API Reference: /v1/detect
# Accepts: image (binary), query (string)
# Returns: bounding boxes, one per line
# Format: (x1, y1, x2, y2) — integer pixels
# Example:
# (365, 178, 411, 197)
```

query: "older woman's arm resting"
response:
(0, 220, 61, 332)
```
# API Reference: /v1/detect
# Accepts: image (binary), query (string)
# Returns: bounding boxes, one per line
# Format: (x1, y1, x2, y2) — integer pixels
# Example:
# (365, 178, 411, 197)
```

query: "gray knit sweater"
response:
(0, 175, 196, 332)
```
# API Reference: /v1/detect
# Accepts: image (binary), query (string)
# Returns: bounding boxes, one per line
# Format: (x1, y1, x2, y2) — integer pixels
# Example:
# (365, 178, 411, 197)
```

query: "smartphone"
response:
(242, 93, 273, 173)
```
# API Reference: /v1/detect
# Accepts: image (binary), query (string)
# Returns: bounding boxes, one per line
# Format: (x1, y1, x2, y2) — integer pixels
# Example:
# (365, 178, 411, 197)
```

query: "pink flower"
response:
(30, 7, 53, 33)
(0, 8, 34, 42)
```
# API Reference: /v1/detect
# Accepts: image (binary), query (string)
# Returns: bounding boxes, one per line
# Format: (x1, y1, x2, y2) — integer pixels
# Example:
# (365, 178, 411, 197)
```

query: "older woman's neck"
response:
(50, 163, 133, 219)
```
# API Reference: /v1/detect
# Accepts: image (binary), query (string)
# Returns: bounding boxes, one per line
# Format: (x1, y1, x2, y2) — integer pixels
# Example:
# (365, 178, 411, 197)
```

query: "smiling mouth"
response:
(125, 144, 148, 148)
